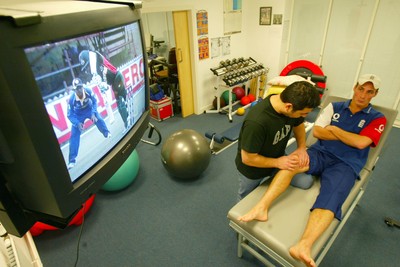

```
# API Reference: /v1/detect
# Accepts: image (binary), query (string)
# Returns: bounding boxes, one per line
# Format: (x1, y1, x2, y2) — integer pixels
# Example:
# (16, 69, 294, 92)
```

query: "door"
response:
(173, 11, 194, 117)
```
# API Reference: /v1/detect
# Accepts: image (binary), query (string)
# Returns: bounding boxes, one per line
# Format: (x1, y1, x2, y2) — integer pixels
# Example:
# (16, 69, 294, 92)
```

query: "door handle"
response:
(177, 48, 183, 63)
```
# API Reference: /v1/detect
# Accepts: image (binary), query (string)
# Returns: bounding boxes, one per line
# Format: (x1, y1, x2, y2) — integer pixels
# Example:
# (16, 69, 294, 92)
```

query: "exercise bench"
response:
(227, 95, 398, 266)
(205, 122, 242, 155)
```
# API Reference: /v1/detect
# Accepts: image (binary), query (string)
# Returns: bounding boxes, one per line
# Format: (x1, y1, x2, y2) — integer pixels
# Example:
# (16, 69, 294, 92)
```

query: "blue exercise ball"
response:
(161, 129, 211, 180)
(251, 101, 258, 107)
(102, 149, 140, 191)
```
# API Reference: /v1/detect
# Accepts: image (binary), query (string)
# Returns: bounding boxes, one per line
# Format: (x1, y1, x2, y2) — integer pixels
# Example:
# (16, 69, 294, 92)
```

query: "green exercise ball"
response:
(161, 129, 211, 180)
(221, 90, 237, 104)
(102, 149, 140, 191)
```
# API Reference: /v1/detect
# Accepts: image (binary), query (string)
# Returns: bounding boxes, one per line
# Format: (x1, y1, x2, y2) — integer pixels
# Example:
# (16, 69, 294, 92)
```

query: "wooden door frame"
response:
(173, 10, 195, 117)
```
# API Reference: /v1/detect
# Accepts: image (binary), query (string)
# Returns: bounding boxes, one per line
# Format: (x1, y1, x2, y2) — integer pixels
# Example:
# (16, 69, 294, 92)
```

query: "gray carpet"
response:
(33, 111, 400, 267)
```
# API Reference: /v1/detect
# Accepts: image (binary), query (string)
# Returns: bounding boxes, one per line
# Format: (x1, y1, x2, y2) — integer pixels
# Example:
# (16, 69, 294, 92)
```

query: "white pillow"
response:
(267, 75, 315, 86)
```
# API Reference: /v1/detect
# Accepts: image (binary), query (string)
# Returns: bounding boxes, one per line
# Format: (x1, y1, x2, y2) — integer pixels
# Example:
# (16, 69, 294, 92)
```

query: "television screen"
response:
(23, 21, 146, 184)
(0, 0, 150, 236)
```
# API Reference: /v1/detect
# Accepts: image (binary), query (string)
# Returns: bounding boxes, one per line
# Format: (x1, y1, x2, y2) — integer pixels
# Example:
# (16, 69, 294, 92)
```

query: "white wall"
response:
(286, 0, 400, 124)
(242, 0, 287, 79)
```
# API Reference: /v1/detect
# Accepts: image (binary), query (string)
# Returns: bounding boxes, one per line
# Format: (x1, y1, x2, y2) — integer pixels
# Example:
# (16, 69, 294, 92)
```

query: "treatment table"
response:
(227, 95, 397, 266)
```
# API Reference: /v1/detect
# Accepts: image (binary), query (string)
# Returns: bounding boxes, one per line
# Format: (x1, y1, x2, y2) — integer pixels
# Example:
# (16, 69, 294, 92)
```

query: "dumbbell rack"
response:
(205, 57, 268, 122)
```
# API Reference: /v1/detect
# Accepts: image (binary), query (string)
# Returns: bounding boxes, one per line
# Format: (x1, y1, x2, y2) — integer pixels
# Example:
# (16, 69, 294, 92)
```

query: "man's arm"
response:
(313, 104, 386, 150)
(67, 97, 80, 126)
(292, 123, 309, 167)
(241, 150, 300, 171)
(313, 125, 337, 140)
(326, 125, 373, 149)
(313, 102, 336, 140)
(292, 123, 307, 149)
(313, 122, 374, 149)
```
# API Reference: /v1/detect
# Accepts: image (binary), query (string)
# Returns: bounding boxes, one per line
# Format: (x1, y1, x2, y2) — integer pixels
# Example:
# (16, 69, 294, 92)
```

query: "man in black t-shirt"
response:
(236, 81, 320, 200)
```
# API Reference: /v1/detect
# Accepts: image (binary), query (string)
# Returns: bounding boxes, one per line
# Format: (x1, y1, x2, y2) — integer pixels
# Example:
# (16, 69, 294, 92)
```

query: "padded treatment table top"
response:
(228, 168, 370, 266)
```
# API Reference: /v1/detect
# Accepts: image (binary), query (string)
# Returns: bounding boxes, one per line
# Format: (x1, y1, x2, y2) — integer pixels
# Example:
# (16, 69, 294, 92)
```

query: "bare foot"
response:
(289, 243, 316, 267)
(237, 204, 268, 222)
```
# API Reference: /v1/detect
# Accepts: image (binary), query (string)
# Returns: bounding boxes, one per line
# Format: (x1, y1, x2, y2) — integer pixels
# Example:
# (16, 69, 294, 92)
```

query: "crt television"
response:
(0, 0, 150, 236)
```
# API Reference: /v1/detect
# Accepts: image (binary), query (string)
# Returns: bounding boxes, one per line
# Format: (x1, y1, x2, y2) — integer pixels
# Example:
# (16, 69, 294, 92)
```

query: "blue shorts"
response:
(306, 148, 357, 220)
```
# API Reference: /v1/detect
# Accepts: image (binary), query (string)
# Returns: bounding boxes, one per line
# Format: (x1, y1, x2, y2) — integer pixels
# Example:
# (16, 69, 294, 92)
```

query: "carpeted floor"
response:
(33, 110, 400, 267)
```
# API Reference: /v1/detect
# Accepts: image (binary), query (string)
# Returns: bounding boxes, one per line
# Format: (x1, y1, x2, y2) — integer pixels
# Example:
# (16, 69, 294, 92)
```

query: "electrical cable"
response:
(73, 204, 86, 267)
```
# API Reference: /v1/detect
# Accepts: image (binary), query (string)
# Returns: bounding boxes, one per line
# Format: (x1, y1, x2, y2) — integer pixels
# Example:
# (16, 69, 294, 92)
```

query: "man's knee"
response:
(276, 166, 308, 179)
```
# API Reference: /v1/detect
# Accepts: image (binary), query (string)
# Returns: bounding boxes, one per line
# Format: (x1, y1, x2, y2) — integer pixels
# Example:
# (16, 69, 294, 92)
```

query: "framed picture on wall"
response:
(259, 7, 272, 25)
(273, 14, 283, 25)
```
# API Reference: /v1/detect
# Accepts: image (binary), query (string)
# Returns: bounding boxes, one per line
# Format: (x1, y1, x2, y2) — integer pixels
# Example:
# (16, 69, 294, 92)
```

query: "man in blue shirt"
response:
(67, 78, 111, 169)
(238, 74, 387, 267)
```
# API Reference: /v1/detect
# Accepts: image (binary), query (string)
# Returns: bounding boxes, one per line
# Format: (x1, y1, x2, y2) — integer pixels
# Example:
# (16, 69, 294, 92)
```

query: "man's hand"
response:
(292, 147, 309, 168)
(91, 74, 102, 84)
(91, 114, 98, 123)
(78, 123, 84, 132)
(276, 154, 300, 171)
(99, 82, 109, 93)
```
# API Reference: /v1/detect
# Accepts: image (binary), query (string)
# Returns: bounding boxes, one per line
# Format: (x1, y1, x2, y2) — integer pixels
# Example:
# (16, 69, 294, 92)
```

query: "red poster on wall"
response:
(198, 37, 209, 60)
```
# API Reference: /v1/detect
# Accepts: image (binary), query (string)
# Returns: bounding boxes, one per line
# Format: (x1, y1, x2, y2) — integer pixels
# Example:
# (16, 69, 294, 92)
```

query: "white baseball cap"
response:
(358, 74, 381, 89)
